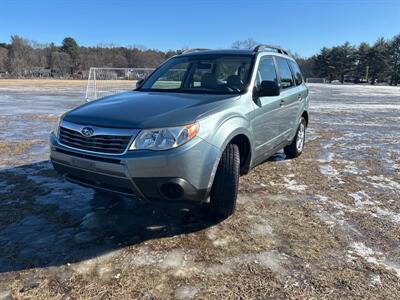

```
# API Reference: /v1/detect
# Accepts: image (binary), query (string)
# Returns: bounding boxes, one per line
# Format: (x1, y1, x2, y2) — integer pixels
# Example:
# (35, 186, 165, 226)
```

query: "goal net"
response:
(306, 77, 327, 83)
(85, 67, 155, 101)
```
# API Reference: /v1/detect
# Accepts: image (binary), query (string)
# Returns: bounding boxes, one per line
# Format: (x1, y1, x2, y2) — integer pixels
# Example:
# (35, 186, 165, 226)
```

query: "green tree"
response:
(331, 42, 356, 83)
(61, 37, 79, 74)
(314, 47, 335, 82)
(368, 38, 390, 84)
(354, 42, 370, 83)
(388, 34, 400, 85)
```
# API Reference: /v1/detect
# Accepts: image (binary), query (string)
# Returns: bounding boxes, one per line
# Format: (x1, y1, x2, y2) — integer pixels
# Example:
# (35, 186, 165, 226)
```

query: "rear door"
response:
(288, 60, 308, 125)
(274, 57, 298, 136)
(251, 56, 287, 160)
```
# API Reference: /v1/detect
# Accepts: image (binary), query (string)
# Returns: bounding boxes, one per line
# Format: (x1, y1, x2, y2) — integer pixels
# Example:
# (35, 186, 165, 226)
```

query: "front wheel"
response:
(284, 117, 306, 159)
(209, 144, 240, 220)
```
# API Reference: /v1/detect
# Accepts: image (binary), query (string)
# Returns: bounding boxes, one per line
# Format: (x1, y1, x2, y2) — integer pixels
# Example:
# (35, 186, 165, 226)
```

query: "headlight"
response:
(130, 122, 199, 151)
(52, 117, 61, 138)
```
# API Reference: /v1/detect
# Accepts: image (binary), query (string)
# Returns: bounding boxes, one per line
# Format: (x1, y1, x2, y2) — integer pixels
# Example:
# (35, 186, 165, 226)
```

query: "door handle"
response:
(298, 94, 302, 101)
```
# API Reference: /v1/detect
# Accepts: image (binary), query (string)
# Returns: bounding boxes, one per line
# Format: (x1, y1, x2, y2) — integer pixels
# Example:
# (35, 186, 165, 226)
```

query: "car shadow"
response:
(0, 161, 217, 273)
(267, 151, 286, 162)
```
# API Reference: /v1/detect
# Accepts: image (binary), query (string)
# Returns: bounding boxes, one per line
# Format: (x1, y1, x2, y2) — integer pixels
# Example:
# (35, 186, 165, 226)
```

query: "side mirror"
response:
(136, 79, 144, 89)
(257, 80, 280, 97)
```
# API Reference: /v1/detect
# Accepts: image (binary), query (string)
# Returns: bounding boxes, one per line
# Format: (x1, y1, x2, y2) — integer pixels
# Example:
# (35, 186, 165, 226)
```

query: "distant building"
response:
(0, 70, 8, 78)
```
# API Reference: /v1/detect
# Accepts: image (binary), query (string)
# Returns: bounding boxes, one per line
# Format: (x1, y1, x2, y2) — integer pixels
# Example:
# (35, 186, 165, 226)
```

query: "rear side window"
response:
(255, 57, 278, 87)
(275, 57, 294, 89)
(288, 60, 304, 85)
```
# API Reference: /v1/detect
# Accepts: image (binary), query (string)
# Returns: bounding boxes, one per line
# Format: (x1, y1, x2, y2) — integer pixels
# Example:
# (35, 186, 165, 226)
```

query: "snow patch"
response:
(367, 175, 400, 191)
(348, 242, 400, 278)
(283, 175, 306, 191)
(319, 165, 339, 176)
(349, 191, 378, 207)
(369, 274, 381, 286)
(175, 286, 198, 300)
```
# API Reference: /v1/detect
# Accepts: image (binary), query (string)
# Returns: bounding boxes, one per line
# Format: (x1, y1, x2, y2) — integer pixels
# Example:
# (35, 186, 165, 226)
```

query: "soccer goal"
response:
(306, 77, 327, 83)
(85, 67, 155, 101)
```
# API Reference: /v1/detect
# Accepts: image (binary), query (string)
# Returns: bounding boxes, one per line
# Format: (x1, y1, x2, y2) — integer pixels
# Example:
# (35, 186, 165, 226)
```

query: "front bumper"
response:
(49, 133, 221, 202)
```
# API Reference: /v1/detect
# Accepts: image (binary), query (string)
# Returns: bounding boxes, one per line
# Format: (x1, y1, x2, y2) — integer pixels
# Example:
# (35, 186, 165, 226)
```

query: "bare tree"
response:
(8, 35, 33, 77)
(231, 38, 259, 49)
(51, 52, 72, 78)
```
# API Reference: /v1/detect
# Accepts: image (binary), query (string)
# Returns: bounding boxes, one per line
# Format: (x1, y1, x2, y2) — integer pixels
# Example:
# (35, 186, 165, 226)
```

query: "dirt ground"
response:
(0, 81, 399, 299)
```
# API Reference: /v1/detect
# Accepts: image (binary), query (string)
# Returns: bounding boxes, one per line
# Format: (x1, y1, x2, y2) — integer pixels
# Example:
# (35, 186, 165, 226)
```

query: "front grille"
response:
(59, 126, 132, 154)
(55, 148, 121, 164)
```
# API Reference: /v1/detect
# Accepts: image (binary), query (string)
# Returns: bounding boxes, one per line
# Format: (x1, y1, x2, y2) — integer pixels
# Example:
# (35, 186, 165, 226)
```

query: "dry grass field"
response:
(0, 81, 399, 299)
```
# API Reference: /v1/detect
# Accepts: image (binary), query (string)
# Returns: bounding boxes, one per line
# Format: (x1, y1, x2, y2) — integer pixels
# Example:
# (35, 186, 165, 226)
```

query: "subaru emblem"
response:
(81, 127, 94, 137)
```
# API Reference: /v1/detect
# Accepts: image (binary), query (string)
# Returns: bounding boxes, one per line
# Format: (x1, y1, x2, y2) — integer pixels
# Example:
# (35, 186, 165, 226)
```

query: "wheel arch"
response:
(302, 110, 309, 127)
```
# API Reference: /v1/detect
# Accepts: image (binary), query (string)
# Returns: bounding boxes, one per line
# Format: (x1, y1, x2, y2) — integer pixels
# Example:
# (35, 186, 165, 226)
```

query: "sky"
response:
(1, 0, 399, 57)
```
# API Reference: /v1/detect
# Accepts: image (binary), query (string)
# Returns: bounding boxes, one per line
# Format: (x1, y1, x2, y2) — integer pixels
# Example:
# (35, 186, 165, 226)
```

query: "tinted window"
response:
(255, 57, 277, 87)
(289, 60, 303, 85)
(275, 57, 294, 89)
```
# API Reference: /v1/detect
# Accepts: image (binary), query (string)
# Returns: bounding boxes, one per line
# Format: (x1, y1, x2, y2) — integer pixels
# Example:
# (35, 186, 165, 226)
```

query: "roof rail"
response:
(253, 44, 289, 56)
(179, 48, 210, 55)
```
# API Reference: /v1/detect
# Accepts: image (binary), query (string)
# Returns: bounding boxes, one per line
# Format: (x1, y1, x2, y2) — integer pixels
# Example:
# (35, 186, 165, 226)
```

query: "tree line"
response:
(0, 34, 399, 85)
(295, 34, 400, 85)
(0, 36, 178, 78)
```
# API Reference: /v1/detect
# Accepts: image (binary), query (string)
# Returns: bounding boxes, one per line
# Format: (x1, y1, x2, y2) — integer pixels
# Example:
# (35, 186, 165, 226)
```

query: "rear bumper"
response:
(49, 132, 221, 202)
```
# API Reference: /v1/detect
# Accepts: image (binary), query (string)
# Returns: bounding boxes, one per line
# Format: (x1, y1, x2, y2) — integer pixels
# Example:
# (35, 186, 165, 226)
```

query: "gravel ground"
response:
(0, 81, 399, 299)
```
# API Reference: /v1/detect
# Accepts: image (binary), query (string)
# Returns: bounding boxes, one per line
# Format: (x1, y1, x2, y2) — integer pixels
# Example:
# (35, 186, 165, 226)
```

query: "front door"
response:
(251, 56, 287, 161)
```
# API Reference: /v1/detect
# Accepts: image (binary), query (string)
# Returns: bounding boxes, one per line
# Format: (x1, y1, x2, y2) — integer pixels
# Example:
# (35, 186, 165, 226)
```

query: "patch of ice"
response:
(371, 207, 400, 225)
(369, 274, 381, 286)
(316, 152, 335, 163)
(283, 176, 307, 192)
(206, 226, 230, 247)
(316, 209, 339, 227)
(315, 195, 329, 203)
(349, 191, 378, 207)
(0, 290, 12, 300)
(206, 264, 233, 275)
(342, 162, 364, 175)
(129, 247, 159, 267)
(175, 286, 198, 300)
(349, 242, 400, 278)
(228, 250, 288, 274)
(250, 219, 274, 236)
(160, 250, 185, 269)
(366, 175, 400, 191)
(319, 165, 339, 176)
(70, 250, 122, 275)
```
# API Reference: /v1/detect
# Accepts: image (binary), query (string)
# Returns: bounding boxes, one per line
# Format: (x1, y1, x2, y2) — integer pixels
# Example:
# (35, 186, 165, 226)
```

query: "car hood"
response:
(63, 91, 239, 128)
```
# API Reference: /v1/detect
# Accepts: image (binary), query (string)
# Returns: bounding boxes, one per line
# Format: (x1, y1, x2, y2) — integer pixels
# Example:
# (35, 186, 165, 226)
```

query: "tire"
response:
(284, 117, 306, 159)
(209, 144, 240, 220)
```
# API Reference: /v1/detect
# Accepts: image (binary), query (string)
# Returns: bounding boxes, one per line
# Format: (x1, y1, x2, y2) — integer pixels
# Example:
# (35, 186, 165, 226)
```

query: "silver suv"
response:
(50, 45, 309, 219)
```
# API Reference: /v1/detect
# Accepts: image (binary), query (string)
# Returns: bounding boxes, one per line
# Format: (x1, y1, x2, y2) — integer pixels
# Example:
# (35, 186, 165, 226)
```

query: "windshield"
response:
(138, 54, 254, 94)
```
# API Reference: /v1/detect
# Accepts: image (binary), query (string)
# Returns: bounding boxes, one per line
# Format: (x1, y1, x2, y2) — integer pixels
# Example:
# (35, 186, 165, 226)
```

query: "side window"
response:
(255, 57, 278, 87)
(275, 57, 294, 89)
(289, 60, 304, 86)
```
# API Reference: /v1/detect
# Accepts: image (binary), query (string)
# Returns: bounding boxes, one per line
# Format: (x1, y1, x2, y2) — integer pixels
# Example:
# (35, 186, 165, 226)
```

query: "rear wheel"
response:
(209, 144, 240, 220)
(284, 117, 306, 158)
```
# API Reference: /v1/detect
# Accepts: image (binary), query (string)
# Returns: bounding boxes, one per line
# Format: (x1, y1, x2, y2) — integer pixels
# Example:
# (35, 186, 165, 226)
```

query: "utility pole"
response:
(365, 65, 369, 83)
